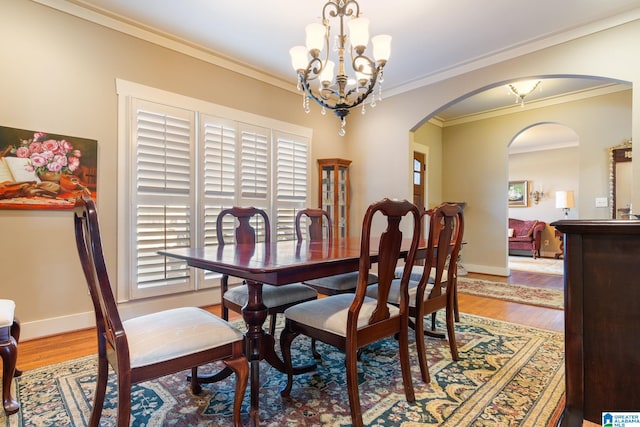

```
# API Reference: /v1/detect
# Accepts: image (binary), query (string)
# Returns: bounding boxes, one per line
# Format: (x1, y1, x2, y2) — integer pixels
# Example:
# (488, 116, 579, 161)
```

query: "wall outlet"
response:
(595, 197, 608, 208)
(544, 239, 549, 246)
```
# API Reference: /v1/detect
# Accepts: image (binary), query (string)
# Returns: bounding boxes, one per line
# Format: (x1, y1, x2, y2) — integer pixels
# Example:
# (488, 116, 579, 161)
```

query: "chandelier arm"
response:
(351, 52, 376, 77)
(300, 67, 380, 114)
(343, 0, 360, 18)
(304, 56, 325, 81)
(324, 0, 360, 20)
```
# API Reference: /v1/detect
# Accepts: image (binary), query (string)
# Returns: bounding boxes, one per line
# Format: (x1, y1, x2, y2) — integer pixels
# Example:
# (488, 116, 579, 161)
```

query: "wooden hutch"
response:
(552, 219, 640, 426)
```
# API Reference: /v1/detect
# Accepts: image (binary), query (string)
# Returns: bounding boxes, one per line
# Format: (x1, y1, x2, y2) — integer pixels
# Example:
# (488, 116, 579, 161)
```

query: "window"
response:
(117, 80, 311, 301)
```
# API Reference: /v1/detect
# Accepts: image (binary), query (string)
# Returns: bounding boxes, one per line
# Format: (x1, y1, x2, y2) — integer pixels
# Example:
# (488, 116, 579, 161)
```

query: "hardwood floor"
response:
(461, 269, 565, 333)
(17, 268, 564, 370)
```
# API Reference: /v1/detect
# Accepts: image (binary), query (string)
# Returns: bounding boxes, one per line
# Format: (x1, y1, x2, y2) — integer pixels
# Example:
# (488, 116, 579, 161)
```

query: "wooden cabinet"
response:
(552, 220, 640, 427)
(318, 158, 351, 239)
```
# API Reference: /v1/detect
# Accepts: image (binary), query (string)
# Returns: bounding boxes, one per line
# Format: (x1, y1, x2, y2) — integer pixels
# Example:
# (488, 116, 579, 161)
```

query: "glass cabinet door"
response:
(318, 158, 351, 239)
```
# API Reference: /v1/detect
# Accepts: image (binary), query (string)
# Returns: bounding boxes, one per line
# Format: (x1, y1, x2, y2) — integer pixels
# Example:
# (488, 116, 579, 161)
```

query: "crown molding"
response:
(32, 0, 296, 92)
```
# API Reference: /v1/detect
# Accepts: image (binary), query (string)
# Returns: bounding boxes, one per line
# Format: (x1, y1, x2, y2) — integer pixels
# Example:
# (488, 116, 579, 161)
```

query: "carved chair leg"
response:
(345, 348, 364, 427)
(223, 355, 249, 427)
(8, 319, 21, 377)
(1, 331, 19, 415)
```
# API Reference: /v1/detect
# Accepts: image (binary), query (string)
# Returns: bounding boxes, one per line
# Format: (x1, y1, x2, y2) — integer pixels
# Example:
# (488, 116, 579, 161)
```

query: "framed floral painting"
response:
(0, 125, 97, 210)
(508, 180, 528, 207)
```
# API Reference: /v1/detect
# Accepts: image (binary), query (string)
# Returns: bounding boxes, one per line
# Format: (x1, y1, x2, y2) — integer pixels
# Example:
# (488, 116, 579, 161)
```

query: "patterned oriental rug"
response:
(2, 314, 565, 426)
(457, 278, 564, 310)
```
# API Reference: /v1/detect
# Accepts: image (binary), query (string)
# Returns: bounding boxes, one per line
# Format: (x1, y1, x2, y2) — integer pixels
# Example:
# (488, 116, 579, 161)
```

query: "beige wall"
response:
(1, 0, 639, 338)
(0, 0, 346, 338)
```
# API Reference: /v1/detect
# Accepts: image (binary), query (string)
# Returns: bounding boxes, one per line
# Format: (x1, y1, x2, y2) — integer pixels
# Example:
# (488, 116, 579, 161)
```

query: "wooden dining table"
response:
(160, 236, 424, 426)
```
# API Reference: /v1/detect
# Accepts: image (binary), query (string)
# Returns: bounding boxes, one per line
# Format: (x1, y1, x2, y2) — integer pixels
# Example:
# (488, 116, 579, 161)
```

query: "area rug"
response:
(509, 256, 564, 276)
(2, 313, 565, 426)
(457, 278, 564, 310)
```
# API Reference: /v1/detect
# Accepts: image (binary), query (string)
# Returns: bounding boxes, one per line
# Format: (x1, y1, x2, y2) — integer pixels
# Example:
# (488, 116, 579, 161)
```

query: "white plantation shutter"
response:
(275, 131, 309, 241)
(118, 81, 311, 301)
(131, 99, 195, 298)
(201, 116, 237, 247)
(239, 124, 269, 201)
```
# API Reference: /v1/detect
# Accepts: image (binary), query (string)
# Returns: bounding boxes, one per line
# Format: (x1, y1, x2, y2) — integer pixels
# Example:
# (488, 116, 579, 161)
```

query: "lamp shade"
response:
(371, 34, 392, 62)
(289, 46, 309, 71)
(555, 190, 575, 209)
(319, 60, 335, 85)
(305, 23, 326, 52)
(348, 17, 369, 48)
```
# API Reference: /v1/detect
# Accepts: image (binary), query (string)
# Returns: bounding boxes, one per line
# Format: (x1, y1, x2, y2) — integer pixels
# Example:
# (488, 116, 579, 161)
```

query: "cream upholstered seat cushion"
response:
(394, 265, 447, 283)
(123, 307, 244, 368)
(284, 293, 400, 337)
(304, 272, 378, 292)
(224, 283, 317, 307)
(366, 279, 438, 308)
(0, 299, 15, 328)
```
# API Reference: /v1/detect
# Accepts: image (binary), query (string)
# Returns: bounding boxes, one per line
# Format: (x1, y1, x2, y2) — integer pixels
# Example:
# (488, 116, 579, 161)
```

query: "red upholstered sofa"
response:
(508, 218, 546, 258)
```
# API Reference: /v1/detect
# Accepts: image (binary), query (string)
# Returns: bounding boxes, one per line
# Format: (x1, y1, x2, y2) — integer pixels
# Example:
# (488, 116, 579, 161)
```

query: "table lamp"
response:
(556, 190, 575, 219)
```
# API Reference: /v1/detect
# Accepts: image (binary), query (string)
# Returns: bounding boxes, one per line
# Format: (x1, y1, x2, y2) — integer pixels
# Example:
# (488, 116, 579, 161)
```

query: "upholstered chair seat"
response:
(303, 272, 378, 295)
(394, 265, 447, 283)
(224, 283, 318, 313)
(284, 293, 400, 337)
(123, 307, 245, 368)
(0, 300, 14, 329)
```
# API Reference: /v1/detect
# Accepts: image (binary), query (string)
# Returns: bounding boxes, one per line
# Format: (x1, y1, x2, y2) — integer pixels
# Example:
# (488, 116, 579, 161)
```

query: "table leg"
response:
(243, 281, 317, 425)
(243, 281, 268, 426)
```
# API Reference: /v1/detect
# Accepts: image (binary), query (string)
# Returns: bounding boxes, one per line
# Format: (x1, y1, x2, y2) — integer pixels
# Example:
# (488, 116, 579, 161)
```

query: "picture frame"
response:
(508, 180, 528, 207)
(0, 125, 97, 210)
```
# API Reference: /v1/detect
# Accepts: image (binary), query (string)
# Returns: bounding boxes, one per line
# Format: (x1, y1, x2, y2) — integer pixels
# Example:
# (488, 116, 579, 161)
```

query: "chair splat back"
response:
(295, 208, 332, 242)
(217, 206, 270, 246)
(74, 197, 127, 358)
(354, 199, 421, 330)
(421, 203, 464, 300)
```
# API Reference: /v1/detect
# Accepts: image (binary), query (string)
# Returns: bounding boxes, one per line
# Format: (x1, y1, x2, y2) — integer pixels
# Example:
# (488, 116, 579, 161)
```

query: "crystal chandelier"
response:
(507, 80, 541, 107)
(289, 0, 391, 136)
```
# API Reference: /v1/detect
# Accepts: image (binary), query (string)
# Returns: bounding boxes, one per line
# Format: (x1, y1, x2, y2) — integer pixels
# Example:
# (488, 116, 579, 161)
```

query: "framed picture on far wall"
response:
(0, 125, 97, 210)
(508, 180, 528, 207)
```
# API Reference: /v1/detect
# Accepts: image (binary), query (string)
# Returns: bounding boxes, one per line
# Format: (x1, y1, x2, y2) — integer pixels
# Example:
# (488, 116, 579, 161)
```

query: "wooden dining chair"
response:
(0, 299, 21, 415)
(217, 207, 318, 335)
(280, 198, 420, 427)
(394, 206, 463, 322)
(299, 209, 378, 296)
(73, 195, 248, 427)
(369, 202, 464, 383)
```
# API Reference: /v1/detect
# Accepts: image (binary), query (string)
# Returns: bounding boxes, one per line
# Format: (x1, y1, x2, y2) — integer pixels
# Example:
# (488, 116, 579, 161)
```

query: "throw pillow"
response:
(508, 228, 515, 237)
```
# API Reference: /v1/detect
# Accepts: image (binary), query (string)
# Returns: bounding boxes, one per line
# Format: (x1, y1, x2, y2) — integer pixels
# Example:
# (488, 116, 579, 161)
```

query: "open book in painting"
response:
(0, 156, 40, 184)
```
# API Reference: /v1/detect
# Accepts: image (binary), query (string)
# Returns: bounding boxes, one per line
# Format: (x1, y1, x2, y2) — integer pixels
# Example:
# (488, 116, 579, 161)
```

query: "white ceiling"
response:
(62, 0, 639, 148)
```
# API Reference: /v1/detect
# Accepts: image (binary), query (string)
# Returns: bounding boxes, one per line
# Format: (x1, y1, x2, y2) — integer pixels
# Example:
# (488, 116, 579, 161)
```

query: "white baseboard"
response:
(20, 288, 221, 341)
(462, 263, 508, 277)
(21, 311, 96, 341)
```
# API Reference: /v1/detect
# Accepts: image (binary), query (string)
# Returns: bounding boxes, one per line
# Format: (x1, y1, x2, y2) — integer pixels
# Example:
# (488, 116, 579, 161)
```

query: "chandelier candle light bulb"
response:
(290, 0, 391, 136)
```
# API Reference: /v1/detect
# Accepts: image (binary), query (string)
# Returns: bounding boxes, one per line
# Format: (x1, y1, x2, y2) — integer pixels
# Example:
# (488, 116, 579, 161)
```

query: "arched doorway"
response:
(410, 75, 631, 276)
